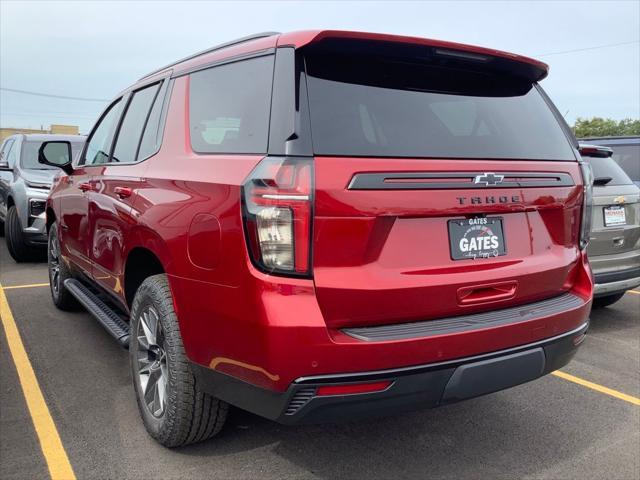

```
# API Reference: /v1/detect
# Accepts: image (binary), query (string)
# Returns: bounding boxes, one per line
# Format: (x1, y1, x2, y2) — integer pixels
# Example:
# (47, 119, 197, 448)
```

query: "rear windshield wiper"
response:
(593, 176, 613, 186)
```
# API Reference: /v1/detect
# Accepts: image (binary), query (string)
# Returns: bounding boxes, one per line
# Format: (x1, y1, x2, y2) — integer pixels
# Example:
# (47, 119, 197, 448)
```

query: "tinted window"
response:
(138, 81, 169, 160)
(305, 53, 575, 160)
(585, 155, 633, 186)
(84, 99, 123, 165)
(189, 55, 274, 154)
(111, 83, 160, 163)
(21, 141, 84, 169)
(611, 144, 640, 183)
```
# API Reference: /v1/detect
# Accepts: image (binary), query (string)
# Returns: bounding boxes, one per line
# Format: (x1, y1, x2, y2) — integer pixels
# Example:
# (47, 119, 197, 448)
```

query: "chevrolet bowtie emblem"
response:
(474, 172, 505, 186)
(614, 196, 626, 205)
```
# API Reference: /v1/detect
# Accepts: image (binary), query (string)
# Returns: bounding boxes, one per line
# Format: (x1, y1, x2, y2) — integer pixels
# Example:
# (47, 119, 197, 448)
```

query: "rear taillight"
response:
(242, 157, 313, 276)
(579, 161, 594, 250)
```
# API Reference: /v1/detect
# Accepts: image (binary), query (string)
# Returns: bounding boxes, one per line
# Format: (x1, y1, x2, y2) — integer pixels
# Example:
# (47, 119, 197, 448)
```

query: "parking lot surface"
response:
(1, 240, 639, 480)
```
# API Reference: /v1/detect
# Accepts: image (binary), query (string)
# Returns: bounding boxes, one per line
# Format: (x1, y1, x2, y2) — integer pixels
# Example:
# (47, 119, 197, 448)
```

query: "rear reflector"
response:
(316, 381, 393, 396)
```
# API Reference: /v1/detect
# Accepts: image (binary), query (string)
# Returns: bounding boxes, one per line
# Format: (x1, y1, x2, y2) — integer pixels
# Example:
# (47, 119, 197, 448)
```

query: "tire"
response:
(48, 222, 79, 311)
(0, 219, 4, 237)
(592, 292, 625, 309)
(130, 274, 228, 447)
(5, 206, 40, 262)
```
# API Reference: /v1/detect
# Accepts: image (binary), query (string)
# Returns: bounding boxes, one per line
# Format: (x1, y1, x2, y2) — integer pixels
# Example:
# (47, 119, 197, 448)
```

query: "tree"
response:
(572, 117, 640, 138)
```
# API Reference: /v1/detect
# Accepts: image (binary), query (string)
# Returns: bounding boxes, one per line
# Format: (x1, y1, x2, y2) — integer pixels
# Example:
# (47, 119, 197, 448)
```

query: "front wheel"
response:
(48, 222, 79, 311)
(6, 206, 40, 262)
(130, 274, 228, 447)
(592, 292, 626, 309)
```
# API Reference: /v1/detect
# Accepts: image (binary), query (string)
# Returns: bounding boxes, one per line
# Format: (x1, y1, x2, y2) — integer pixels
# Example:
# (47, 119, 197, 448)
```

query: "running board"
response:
(64, 279, 130, 348)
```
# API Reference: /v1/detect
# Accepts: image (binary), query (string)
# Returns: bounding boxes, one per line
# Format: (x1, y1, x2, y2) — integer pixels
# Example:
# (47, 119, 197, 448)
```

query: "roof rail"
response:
(139, 31, 280, 81)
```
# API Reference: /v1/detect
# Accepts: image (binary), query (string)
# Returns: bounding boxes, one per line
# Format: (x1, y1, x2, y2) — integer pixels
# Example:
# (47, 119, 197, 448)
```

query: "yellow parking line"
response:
(627, 290, 640, 295)
(0, 283, 76, 480)
(2, 282, 50, 290)
(552, 370, 640, 406)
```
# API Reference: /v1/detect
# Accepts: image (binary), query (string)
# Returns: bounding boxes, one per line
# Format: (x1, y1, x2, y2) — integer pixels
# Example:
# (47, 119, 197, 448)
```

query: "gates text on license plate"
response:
(448, 217, 506, 260)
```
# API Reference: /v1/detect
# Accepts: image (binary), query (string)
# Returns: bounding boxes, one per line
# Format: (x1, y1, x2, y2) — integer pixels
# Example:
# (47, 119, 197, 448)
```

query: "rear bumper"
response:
(593, 266, 640, 296)
(192, 321, 588, 425)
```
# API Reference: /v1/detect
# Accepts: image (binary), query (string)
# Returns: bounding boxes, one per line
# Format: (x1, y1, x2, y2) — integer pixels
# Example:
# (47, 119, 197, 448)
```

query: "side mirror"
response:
(578, 143, 613, 158)
(38, 141, 74, 175)
(0, 152, 9, 171)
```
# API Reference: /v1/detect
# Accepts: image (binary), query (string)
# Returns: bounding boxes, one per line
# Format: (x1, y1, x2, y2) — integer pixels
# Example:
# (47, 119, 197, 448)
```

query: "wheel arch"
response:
(123, 226, 174, 309)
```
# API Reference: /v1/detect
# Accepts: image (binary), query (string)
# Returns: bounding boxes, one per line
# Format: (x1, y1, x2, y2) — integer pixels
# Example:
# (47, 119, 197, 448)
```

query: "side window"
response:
(0, 139, 15, 165)
(138, 80, 170, 161)
(111, 82, 161, 163)
(83, 99, 123, 165)
(189, 55, 274, 154)
(5, 139, 20, 168)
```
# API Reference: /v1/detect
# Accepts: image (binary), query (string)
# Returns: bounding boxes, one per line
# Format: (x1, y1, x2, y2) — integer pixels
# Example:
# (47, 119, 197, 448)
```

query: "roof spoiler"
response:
(283, 30, 549, 82)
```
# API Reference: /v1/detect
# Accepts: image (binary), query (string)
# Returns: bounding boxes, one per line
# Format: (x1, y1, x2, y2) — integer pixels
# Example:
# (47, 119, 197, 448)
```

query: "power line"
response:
(0, 87, 109, 102)
(1, 111, 97, 120)
(536, 40, 639, 57)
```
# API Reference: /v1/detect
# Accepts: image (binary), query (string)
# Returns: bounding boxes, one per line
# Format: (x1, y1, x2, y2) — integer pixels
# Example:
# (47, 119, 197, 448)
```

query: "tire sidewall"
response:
(129, 276, 180, 443)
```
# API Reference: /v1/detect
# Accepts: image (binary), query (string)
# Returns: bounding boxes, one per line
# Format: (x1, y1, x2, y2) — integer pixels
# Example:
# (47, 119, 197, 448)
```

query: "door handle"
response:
(114, 186, 133, 199)
(79, 182, 93, 192)
(457, 281, 518, 305)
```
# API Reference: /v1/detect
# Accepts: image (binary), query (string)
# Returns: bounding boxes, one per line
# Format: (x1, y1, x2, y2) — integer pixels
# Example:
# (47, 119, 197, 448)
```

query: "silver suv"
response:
(0, 134, 85, 261)
(580, 144, 640, 308)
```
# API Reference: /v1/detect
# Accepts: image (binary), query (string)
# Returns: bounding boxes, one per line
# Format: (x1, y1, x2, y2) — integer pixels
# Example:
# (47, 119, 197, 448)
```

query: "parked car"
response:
(39, 31, 593, 448)
(579, 136, 640, 187)
(579, 144, 640, 307)
(0, 134, 85, 261)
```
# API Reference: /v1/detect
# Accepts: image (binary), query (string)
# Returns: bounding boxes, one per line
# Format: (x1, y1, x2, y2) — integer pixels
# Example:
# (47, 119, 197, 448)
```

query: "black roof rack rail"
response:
(139, 31, 280, 80)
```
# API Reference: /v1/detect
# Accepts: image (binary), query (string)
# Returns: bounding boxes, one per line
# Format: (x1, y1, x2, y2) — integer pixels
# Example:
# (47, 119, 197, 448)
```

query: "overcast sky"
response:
(1, 0, 638, 133)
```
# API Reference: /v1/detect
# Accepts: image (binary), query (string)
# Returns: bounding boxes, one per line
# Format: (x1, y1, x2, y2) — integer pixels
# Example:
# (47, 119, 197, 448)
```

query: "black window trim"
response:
(78, 96, 125, 167)
(187, 51, 277, 156)
(108, 80, 163, 166)
(79, 73, 173, 168)
(171, 48, 275, 79)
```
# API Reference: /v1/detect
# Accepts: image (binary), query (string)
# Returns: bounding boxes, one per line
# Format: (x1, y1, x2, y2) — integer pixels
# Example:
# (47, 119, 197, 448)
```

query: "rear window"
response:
(21, 140, 84, 169)
(304, 51, 575, 160)
(189, 55, 274, 154)
(586, 155, 634, 186)
(610, 144, 640, 183)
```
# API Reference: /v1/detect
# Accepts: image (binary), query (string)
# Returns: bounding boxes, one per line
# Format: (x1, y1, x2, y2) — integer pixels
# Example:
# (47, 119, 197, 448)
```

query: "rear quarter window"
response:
(189, 55, 274, 154)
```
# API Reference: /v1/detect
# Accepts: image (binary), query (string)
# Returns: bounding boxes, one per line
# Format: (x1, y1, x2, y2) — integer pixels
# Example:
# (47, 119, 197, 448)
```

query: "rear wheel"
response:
(592, 292, 625, 309)
(6, 206, 40, 262)
(130, 274, 228, 447)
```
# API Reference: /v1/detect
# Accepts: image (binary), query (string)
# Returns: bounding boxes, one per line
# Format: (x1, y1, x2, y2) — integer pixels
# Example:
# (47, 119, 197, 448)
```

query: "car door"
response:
(59, 99, 124, 274)
(88, 80, 165, 300)
(0, 138, 16, 222)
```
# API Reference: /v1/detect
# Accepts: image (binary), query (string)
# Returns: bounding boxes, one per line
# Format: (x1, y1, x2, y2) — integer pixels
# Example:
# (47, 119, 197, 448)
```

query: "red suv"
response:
(39, 31, 593, 447)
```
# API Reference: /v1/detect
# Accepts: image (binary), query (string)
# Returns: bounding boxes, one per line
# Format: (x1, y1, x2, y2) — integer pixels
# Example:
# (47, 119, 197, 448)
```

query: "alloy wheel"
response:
(135, 306, 169, 418)
(49, 232, 61, 296)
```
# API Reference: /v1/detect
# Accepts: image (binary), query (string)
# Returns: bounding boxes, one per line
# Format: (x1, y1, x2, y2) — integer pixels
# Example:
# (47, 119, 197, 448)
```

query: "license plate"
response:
(448, 217, 506, 260)
(604, 205, 626, 226)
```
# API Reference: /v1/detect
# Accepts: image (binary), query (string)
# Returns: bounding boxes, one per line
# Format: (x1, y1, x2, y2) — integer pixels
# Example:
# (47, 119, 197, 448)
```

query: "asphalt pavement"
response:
(1, 239, 638, 480)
